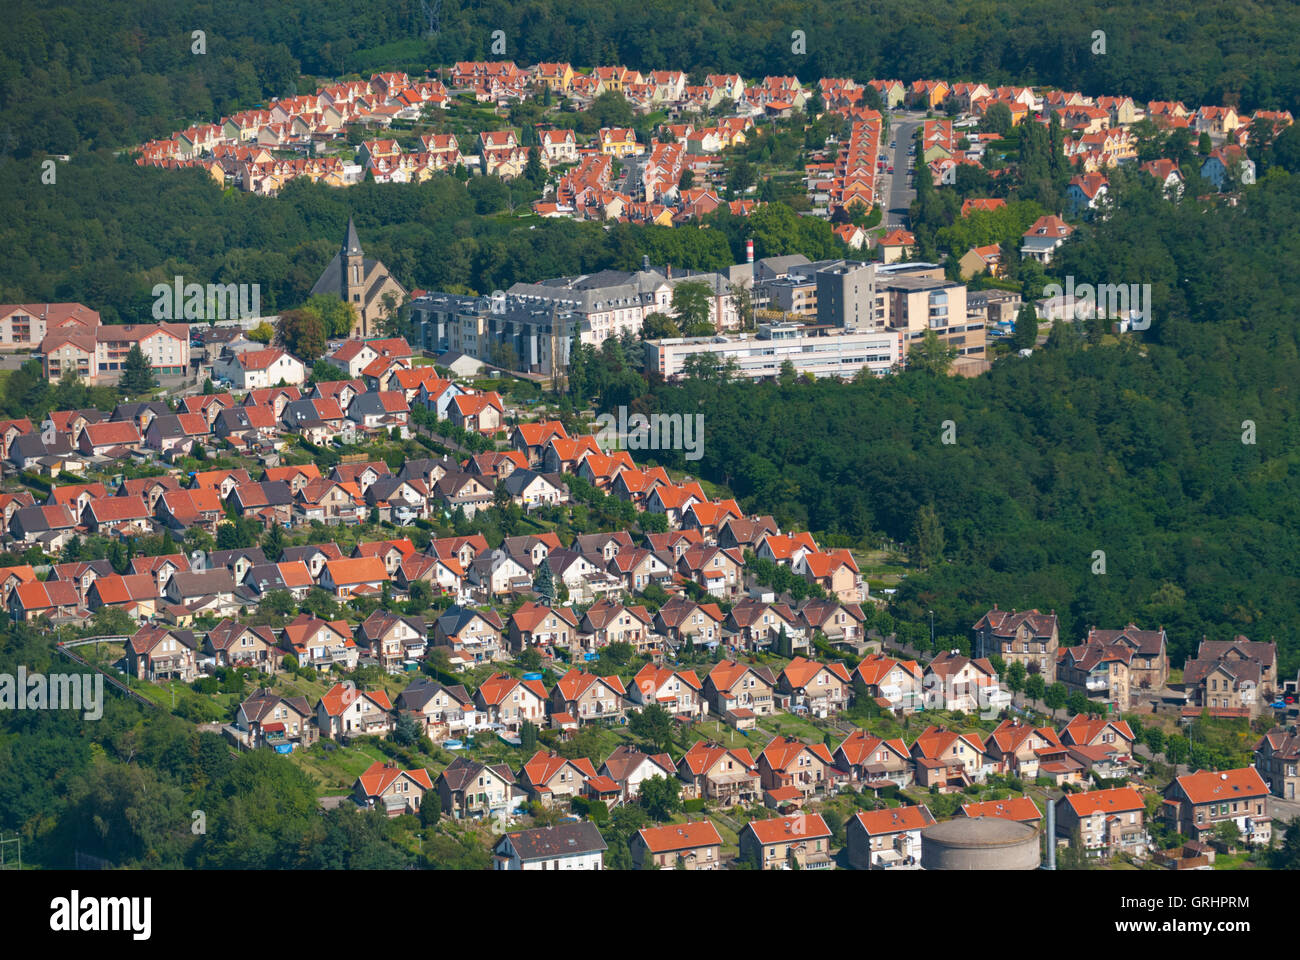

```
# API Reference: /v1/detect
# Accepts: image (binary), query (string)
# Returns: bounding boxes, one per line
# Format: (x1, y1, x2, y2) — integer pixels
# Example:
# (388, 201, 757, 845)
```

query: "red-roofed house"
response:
(630, 820, 724, 870)
(317, 682, 394, 739)
(353, 761, 433, 816)
(758, 735, 841, 796)
(1058, 786, 1148, 858)
(1162, 768, 1270, 846)
(846, 805, 935, 869)
(213, 347, 307, 389)
(738, 813, 833, 869)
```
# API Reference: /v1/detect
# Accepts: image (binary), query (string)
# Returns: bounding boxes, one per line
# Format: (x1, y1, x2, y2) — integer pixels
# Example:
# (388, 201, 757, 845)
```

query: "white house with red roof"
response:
(213, 347, 306, 389)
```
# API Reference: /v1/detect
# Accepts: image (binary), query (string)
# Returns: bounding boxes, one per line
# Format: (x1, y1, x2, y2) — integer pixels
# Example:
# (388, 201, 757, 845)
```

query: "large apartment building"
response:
(0, 302, 100, 351)
(41, 322, 190, 385)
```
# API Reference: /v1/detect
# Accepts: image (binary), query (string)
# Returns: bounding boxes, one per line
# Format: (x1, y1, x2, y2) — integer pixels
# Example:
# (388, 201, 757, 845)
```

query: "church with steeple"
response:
(309, 217, 409, 338)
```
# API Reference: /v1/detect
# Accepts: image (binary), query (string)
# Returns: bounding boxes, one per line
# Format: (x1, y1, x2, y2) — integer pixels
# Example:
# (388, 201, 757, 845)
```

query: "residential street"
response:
(883, 114, 922, 229)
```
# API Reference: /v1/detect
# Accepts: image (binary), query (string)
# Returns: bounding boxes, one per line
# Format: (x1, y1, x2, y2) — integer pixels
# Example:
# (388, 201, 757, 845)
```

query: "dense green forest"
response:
(4, 0, 1300, 158)
(596, 170, 1300, 674)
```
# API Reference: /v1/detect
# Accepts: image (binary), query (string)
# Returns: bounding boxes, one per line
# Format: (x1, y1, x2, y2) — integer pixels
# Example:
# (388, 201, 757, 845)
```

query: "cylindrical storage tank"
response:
(921, 816, 1040, 870)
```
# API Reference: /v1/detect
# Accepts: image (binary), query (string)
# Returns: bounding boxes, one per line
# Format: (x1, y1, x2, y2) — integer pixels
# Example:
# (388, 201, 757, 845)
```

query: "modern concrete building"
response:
(645, 321, 900, 381)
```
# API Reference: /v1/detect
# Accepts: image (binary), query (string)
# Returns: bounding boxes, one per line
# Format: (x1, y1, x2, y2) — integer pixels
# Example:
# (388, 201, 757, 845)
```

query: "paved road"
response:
(882, 114, 922, 229)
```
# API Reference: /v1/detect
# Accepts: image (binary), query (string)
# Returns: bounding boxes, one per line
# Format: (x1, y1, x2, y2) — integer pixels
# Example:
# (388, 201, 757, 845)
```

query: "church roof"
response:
(343, 216, 363, 257)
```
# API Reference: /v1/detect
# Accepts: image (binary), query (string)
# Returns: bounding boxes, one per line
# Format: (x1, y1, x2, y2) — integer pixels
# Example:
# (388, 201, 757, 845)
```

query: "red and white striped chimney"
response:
(746, 238, 754, 263)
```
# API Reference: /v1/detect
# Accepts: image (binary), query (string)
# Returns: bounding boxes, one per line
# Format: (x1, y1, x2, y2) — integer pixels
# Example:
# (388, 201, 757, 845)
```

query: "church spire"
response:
(342, 216, 363, 258)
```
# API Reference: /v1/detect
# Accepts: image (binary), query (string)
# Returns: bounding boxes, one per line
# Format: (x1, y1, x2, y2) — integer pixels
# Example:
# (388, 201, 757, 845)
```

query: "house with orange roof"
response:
(958, 243, 1004, 280)
(1020, 214, 1074, 263)
(213, 347, 306, 389)
(793, 548, 863, 603)
(910, 725, 991, 790)
(984, 717, 1062, 779)
(350, 537, 416, 576)
(677, 740, 761, 805)
(644, 482, 707, 528)
(320, 555, 389, 599)
(755, 530, 819, 565)
(473, 672, 548, 729)
(87, 572, 160, 619)
(78, 420, 142, 456)
(517, 750, 599, 806)
(541, 434, 603, 474)
(631, 820, 724, 870)
(853, 654, 925, 713)
(960, 796, 1043, 825)
(317, 682, 394, 739)
(776, 657, 853, 717)
(961, 197, 1006, 217)
(739, 812, 833, 869)
(846, 805, 935, 869)
(629, 662, 705, 718)
(449, 391, 504, 434)
(353, 760, 433, 817)
(877, 228, 915, 264)
(758, 735, 842, 797)
(704, 659, 778, 719)
(1058, 715, 1136, 755)
(510, 420, 569, 466)
(1067, 171, 1110, 217)
(681, 498, 743, 539)
(834, 729, 912, 788)
(550, 667, 626, 724)
(281, 613, 358, 670)
(9, 578, 82, 623)
(1058, 786, 1148, 857)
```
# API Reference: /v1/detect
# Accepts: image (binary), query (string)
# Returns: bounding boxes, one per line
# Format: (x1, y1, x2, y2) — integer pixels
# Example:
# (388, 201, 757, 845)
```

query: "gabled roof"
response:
(960, 797, 1042, 822)
(1059, 715, 1135, 746)
(356, 760, 433, 797)
(1063, 786, 1144, 816)
(853, 805, 935, 835)
(498, 821, 607, 859)
(553, 667, 626, 701)
(323, 556, 389, 586)
(679, 740, 757, 776)
(760, 735, 834, 770)
(1170, 767, 1268, 805)
(911, 725, 986, 760)
(743, 813, 831, 844)
(636, 820, 723, 854)
(780, 656, 852, 689)
(836, 729, 908, 766)
(319, 681, 392, 716)
(476, 671, 546, 706)
(707, 659, 776, 692)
